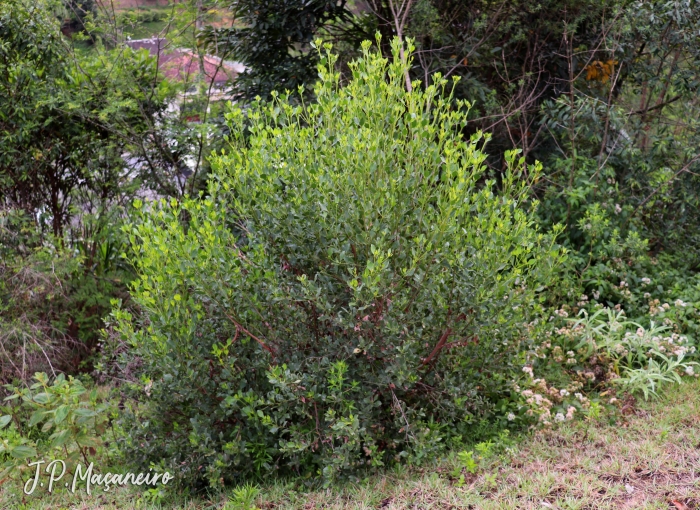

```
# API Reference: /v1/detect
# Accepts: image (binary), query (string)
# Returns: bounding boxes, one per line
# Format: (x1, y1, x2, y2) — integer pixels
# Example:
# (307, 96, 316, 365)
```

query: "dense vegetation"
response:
(1, 0, 700, 501)
(112, 40, 562, 485)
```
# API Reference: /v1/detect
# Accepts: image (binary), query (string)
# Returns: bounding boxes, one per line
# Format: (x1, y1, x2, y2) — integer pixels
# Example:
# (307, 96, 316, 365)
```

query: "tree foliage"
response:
(201, 0, 360, 100)
(0, 0, 171, 237)
(0, 0, 168, 380)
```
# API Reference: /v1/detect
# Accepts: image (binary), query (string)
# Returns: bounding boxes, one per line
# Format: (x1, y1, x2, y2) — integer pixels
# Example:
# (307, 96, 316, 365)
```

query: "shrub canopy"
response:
(115, 38, 563, 486)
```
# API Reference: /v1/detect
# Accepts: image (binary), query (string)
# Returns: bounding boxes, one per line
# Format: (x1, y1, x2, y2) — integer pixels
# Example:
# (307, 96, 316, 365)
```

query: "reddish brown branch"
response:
(222, 311, 276, 357)
(421, 328, 452, 367)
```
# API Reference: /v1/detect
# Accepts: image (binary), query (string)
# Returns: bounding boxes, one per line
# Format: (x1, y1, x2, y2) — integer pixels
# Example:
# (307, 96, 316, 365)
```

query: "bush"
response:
(0, 373, 111, 484)
(518, 301, 700, 426)
(113, 38, 563, 487)
(571, 308, 698, 399)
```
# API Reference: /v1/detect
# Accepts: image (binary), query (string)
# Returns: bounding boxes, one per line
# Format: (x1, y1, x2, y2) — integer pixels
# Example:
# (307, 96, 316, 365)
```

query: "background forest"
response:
(1, 0, 700, 507)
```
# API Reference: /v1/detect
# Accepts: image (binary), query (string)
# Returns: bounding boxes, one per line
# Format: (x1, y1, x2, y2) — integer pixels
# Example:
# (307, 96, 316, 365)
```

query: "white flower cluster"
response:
(649, 299, 672, 316)
(574, 392, 589, 406)
(518, 368, 586, 427)
(566, 406, 576, 420)
(613, 343, 628, 356)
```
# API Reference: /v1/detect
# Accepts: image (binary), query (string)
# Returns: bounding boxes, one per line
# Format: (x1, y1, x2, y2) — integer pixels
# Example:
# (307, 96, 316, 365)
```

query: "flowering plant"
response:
(569, 307, 699, 399)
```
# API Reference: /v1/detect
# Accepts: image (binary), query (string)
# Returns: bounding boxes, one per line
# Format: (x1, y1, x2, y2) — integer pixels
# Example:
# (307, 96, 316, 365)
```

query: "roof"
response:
(125, 38, 241, 86)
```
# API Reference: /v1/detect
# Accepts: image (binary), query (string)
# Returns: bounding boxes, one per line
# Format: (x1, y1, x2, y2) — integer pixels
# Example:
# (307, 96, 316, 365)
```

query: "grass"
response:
(123, 19, 171, 40)
(3, 380, 700, 509)
(117, 6, 177, 40)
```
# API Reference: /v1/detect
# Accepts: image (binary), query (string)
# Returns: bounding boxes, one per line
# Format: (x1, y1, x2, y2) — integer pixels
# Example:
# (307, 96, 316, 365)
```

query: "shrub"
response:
(113, 38, 563, 487)
(0, 373, 111, 485)
(117, 9, 167, 26)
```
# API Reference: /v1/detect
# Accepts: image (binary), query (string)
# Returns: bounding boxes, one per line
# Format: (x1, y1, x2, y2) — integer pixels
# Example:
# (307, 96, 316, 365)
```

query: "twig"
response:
(420, 328, 452, 367)
(221, 311, 276, 357)
(628, 95, 682, 116)
(391, 389, 415, 442)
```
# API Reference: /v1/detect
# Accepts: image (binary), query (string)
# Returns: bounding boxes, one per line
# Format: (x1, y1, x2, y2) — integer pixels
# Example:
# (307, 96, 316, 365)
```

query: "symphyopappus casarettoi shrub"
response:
(112, 37, 564, 487)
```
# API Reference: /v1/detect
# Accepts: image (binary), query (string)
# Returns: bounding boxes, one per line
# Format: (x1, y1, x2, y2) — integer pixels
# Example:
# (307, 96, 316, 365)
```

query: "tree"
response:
(0, 0, 177, 236)
(0, 0, 171, 378)
(201, 0, 360, 100)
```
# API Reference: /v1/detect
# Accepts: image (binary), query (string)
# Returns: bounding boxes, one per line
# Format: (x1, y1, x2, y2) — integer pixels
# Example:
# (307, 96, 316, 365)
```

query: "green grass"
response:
(117, 6, 179, 40)
(123, 19, 171, 40)
(3, 380, 700, 509)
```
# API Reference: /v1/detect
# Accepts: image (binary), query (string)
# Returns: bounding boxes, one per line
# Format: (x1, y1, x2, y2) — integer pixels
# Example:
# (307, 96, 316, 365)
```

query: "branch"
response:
(627, 153, 700, 223)
(222, 311, 276, 357)
(629, 94, 682, 116)
(388, 0, 414, 92)
(420, 327, 452, 367)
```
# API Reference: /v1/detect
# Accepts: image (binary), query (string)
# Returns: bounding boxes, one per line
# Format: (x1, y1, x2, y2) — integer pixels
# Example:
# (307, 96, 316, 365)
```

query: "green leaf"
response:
(33, 393, 50, 404)
(54, 405, 69, 424)
(10, 445, 37, 459)
(72, 408, 97, 418)
(50, 429, 70, 448)
(28, 410, 46, 427)
(0, 466, 13, 481)
(0, 415, 11, 429)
